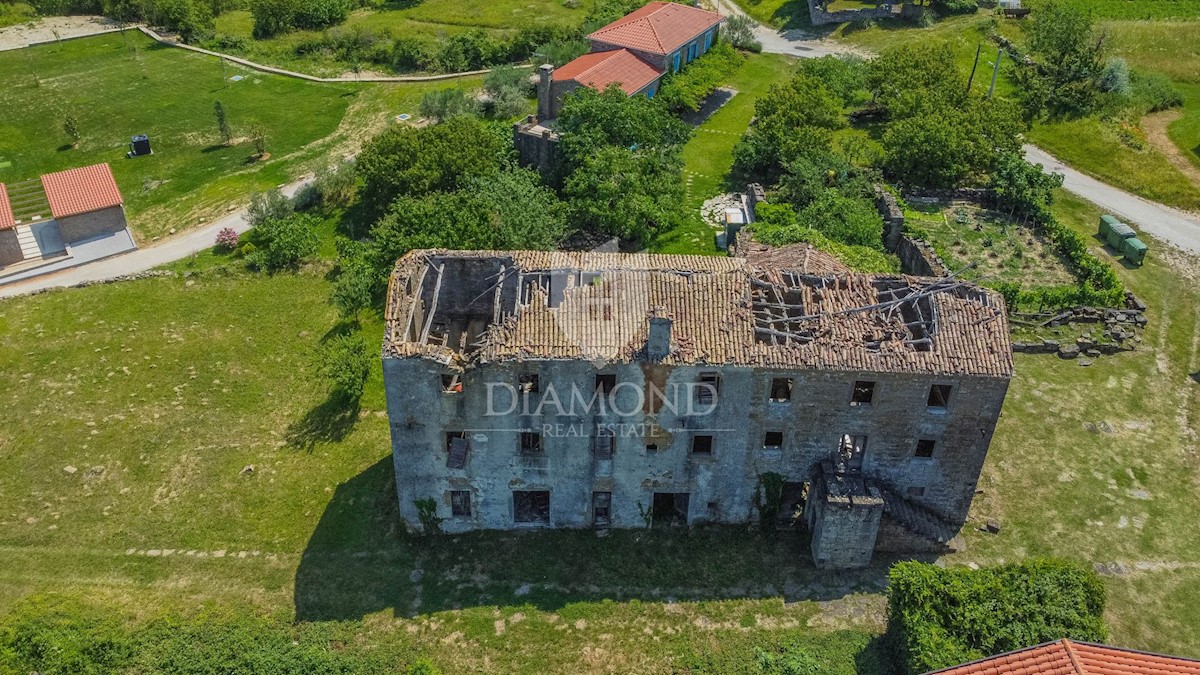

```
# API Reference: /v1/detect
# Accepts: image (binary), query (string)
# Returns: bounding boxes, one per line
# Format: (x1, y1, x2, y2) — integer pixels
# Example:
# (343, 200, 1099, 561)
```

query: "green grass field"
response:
(659, 52, 799, 255)
(1024, 0, 1200, 20)
(212, 0, 592, 78)
(0, 31, 485, 241)
(732, 0, 812, 29)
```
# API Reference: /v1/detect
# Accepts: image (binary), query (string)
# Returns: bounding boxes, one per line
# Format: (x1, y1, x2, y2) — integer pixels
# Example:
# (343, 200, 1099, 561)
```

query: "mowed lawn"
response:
(0, 31, 488, 241)
(214, 0, 592, 77)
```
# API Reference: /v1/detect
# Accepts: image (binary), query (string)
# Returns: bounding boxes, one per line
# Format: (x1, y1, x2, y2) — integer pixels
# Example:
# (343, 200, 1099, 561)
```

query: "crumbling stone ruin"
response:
(382, 248, 1012, 569)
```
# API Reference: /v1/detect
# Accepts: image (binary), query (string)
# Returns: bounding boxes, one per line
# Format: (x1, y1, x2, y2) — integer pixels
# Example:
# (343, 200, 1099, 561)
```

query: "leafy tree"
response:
(62, 113, 80, 148)
(484, 65, 532, 119)
(317, 334, 372, 401)
(392, 35, 435, 72)
(866, 43, 965, 118)
(795, 55, 867, 108)
(250, 0, 295, 38)
(331, 246, 376, 321)
(368, 168, 566, 278)
(778, 150, 877, 208)
(1098, 57, 1130, 96)
(418, 88, 479, 123)
(248, 213, 319, 272)
(556, 85, 691, 169)
(213, 100, 231, 145)
(564, 146, 687, 242)
(355, 116, 511, 219)
(731, 73, 843, 183)
(534, 36, 591, 67)
(1023, 0, 1108, 117)
(987, 153, 1065, 216)
(882, 112, 972, 189)
(721, 14, 761, 52)
(249, 125, 267, 156)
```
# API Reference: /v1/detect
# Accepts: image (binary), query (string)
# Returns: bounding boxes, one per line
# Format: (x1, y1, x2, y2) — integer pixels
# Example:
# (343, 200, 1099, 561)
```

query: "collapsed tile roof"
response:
(588, 1, 724, 55)
(929, 639, 1200, 675)
(40, 163, 123, 219)
(0, 184, 13, 230)
(384, 250, 1013, 378)
(553, 48, 664, 95)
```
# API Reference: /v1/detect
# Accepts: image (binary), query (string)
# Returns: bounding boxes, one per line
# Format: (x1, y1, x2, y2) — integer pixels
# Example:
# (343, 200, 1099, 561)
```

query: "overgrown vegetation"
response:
(887, 559, 1107, 674)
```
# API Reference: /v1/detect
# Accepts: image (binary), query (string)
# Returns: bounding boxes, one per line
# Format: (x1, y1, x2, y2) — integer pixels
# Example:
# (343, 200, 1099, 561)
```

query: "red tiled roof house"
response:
(928, 639, 1200, 675)
(40, 163, 127, 244)
(537, 1, 724, 119)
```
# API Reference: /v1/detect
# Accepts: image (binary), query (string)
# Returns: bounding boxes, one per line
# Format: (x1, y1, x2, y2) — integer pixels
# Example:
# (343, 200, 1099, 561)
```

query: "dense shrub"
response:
(246, 188, 294, 228)
(753, 203, 899, 273)
(656, 42, 744, 113)
(887, 559, 1106, 674)
(214, 227, 240, 251)
(250, 0, 348, 38)
(317, 333, 373, 400)
(295, 161, 357, 212)
(1098, 57, 1131, 96)
(721, 14, 761, 52)
(418, 88, 480, 122)
(247, 213, 320, 271)
(0, 595, 132, 675)
(484, 65, 533, 119)
(932, 0, 978, 14)
(1130, 70, 1183, 113)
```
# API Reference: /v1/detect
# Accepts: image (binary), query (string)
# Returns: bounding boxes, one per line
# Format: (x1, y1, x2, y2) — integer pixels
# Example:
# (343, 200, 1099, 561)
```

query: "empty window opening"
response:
(692, 434, 714, 455)
(851, 380, 876, 406)
(928, 384, 952, 409)
(906, 486, 926, 498)
(450, 490, 471, 517)
(652, 492, 690, 526)
(519, 431, 542, 454)
(519, 373, 539, 394)
(593, 431, 614, 460)
(837, 434, 867, 472)
(445, 432, 468, 469)
(915, 439, 936, 458)
(513, 490, 550, 524)
(763, 431, 784, 449)
(595, 374, 617, 395)
(696, 372, 720, 405)
(592, 491, 611, 527)
(441, 374, 462, 394)
(645, 442, 659, 452)
(770, 377, 794, 402)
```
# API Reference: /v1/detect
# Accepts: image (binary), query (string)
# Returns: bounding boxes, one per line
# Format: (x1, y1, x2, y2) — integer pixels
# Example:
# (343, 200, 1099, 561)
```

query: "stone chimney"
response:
(647, 308, 672, 361)
(537, 64, 554, 121)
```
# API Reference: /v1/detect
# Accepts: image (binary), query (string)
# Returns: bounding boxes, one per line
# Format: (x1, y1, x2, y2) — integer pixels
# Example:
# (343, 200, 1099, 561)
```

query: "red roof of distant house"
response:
(554, 48, 665, 95)
(41, 163, 123, 219)
(589, 1, 723, 55)
(929, 639, 1200, 675)
(0, 184, 14, 231)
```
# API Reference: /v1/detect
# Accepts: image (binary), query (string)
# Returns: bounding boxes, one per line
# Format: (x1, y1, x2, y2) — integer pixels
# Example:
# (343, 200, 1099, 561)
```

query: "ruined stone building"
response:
(382, 247, 1012, 568)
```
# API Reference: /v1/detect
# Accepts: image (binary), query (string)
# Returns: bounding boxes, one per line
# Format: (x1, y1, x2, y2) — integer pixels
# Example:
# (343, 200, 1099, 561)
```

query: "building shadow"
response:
(1190, 371, 1200, 384)
(294, 458, 929, 622)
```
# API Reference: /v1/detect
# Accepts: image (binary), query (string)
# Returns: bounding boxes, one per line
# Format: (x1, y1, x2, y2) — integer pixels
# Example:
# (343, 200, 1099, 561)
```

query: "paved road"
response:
(1025, 145, 1200, 254)
(713, 0, 865, 58)
(0, 179, 310, 299)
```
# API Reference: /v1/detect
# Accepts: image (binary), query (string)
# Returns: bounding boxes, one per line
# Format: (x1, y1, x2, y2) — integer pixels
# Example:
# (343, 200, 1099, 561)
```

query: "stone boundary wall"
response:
(806, 0, 902, 26)
(874, 188, 950, 277)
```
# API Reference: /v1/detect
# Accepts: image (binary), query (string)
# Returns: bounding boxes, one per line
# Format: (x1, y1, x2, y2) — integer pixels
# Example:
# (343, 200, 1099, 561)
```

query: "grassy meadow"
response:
(0, 30, 485, 241)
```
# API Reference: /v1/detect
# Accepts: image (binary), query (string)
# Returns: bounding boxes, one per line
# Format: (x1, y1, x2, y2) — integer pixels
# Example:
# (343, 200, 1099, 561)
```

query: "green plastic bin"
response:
(1120, 237, 1147, 266)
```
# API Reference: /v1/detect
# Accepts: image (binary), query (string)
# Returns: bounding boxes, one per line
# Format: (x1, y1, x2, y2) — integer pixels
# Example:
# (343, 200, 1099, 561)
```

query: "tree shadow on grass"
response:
(294, 460, 928, 623)
(286, 392, 360, 451)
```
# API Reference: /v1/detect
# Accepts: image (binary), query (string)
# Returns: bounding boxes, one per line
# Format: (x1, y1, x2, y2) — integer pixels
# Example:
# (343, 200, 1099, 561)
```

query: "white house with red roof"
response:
(536, 1, 724, 120)
(0, 163, 134, 280)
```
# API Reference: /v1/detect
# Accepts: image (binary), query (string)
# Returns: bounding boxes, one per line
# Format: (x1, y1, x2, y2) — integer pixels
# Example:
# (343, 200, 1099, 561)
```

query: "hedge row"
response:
(887, 559, 1107, 675)
(656, 42, 745, 113)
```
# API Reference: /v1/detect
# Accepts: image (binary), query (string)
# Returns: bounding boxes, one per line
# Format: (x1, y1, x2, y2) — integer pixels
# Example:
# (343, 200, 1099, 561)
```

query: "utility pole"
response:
(966, 43, 982, 94)
(988, 47, 1004, 99)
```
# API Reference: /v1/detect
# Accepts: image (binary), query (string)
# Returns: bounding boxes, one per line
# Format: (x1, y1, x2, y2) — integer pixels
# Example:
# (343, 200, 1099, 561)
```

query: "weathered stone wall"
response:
(807, 0, 901, 26)
(895, 237, 950, 277)
(0, 229, 23, 266)
(513, 117, 559, 174)
(56, 206, 128, 244)
(384, 356, 1009, 535)
(806, 465, 884, 569)
(873, 514, 953, 553)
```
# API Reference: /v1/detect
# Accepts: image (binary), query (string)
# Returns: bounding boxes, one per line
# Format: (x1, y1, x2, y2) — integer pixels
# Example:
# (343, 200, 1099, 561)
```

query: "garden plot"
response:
(905, 201, 1077, 286)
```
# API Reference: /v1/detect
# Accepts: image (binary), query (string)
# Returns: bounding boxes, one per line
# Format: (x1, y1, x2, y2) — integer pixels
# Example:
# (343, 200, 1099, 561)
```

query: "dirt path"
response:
(0, 15, 123, 51)
(1143, 110, 1200, 189)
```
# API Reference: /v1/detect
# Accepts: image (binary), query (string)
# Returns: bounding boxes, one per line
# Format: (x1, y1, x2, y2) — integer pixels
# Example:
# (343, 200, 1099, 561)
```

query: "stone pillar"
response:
(537, 64, 554, 121)
(805, 461, 883, 569)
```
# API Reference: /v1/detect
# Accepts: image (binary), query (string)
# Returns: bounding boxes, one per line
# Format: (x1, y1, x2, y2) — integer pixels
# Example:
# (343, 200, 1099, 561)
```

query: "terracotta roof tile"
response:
(589, 1, 724, 55)
(0, 184, 13, 230)
(41, 163, 123, 219)
(554, 48, 664, 95)
(384, 250, 1014, 378)
(929, 640, 1200, 675)
(742, 241, 851, 276)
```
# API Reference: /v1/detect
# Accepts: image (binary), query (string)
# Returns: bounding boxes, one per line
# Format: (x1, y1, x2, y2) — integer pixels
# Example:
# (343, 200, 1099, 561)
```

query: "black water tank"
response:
(130, 134, 152, 157)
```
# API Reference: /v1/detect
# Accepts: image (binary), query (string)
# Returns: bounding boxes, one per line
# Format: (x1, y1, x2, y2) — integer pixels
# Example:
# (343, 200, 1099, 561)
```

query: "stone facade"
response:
(0, 229, 22, 266)
(513, 116, 560, 175)
(806, 0, 902, 26)
(56, 205, 128, 244)
(382, 250, 1012, 567)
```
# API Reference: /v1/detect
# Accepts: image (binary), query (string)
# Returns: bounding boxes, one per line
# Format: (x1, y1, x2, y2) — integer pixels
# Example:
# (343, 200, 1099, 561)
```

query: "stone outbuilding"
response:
(382, 248, 1013, 569)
